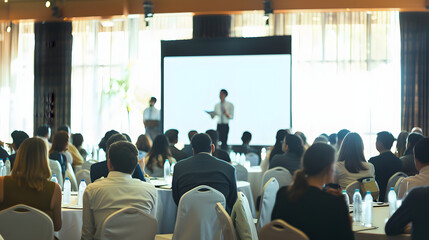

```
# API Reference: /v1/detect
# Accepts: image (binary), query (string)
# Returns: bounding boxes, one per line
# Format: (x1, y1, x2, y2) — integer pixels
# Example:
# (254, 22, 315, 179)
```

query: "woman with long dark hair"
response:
(268, 129, 288, 162)
(142, 134, 175, 177)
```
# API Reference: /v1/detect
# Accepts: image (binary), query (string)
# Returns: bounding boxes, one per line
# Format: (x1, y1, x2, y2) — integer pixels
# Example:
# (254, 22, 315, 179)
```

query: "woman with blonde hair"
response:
(0, 137, 62, 231)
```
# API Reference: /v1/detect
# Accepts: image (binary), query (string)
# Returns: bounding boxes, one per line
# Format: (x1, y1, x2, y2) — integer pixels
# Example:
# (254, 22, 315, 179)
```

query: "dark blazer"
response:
(213, 149, 231, 163)
(90, 161, 146, 182)
(269, 152, 301, 175)
(172, 153, 237, 213)
(0, 147, 9, 161)
(181, 145, 193, 158)
(49, 152, 67, 176)
(169, 146, 188, 162)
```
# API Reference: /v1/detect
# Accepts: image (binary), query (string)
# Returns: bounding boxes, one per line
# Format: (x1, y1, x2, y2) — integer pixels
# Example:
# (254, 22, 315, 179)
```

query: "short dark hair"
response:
(58, 125, 70, 133)
(328, 133, 337, 145)
(122, 133, 132, 142)
(404, 133, 424, 155)
(191, 133, 212, 154)
(188, 130, 198, 142)
(108, 141, 138, 174)
(241, 131, 252, 144)
(165, 129, 179, 144)
(71, 133, 84, 148)
(11, 131, 29, 150)
(106, 133, 127, 150)
(220, 89, 228, 96)
(285, 134, 304, 157)
(36, 125, 50, 137)
(150, 97, 157, 103)
(337, 129, 350, 141)
(377, 131, 396, 150)
(414, 138, 429, 164)
(99, 130, 119, 152)
(205, 130, 219, 147)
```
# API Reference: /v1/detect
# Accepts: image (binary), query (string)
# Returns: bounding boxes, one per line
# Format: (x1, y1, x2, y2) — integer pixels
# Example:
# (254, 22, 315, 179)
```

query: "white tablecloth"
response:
(247, 166, 263, 202)
(237, 181, 256, 218)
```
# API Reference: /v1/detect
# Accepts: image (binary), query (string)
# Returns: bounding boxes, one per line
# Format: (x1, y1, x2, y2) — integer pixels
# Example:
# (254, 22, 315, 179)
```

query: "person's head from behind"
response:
(414, 138, 429, 171)
(99, 130, 119, 152)
(376, 131, 396, 153)
(106, 133, 127, 151)
(12, 137, 51, 191)
(328, 133, 337, 145)
(50, 131, 69, 154)
(219, 89, 228, 102)
(337, 129, 350, 147)
(411, 127, 423, 135)
(11, 130, 29, 151)
(36, 124, 51, 139)
(148, 134, 171, 157)
(275, 129, 288, 145)
(313, 135, 329, 144)
(58, 125, 71, 135)
(241, 131, 252, 145)
(122, 133, 132, 142)
(191, 133, 214, 155)
(405, 133, 424, 155)
(288, 143, 336, 201)
(396, 131, 409, 156)
(295, 131, 308, 146)
(165, 129, 179, 145)
(338, 132, 367, 173)
(283, 134, 304, 158)
(108, 141, 138, 174)
(188, 130, 198, 142)
(150, 97, 157, 106)
(71, 133, 84, 149)
(136, 134, 152, 152)
(206, 129, 219, 148)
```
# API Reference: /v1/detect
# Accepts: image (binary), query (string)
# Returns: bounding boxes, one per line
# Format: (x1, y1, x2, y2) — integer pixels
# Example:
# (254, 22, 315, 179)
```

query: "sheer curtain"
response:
(71, 14, 193, 152)
(0, 22, 34, 142)
(232, 11, 401, 157)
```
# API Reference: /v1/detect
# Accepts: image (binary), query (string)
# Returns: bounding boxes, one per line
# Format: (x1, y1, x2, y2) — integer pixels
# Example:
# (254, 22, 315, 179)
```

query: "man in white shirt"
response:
(211, 89, 234, 149)
(398, 137, 429, 199)
(143, 97, 160, 141)
(82, 141, 157, 240)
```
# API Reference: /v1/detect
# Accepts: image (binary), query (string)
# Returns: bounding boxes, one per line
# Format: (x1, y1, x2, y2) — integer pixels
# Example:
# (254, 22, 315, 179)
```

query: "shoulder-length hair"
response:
(50, 131, 69, 154)
(136, 134, 152, 152)
(11, 137, 51, 191)
(338, 132, 368, 173)
(146, 134, 171, 172)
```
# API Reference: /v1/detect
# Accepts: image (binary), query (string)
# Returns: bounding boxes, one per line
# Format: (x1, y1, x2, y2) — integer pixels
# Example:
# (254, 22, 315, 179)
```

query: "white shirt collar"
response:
(107, 171, 132, 179)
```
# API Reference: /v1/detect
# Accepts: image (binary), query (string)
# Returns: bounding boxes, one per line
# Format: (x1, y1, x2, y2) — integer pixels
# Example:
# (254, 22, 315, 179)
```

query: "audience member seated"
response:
(182, 130, 197, 157)
(36, 124, 52, 147)
(8, 130, 29, 169)
(271, 143, 353, 240)
(385, 186, 429, 239)
(90, 133, 145, 182)
(49, 131, 70, 176)
(71, 133, 88, 161)
(98, 130, 119, 154)
(295, 131, 310, 150)
(58, 125, 83, 166)
(0, 140, 9, 161)
(313, 135, 329, 144)
(165, 129, 188, 161)
(336, 129, 350, 151)
(135, 134, 152, 160)
(269, 134, 304, 175)
(334, 132, 375, 189)
(268, 129, 288, 162)
(328, 133, 338, 146)
(400, 133, 424, 176)
(369, 131, 402, 202)
(172, 133, 237, 213)
(395, 131, 409, 158)
(82, 141, 157, 240)
(0, 137, 62, 231)
(398, 138, 429, 199)
(206, 129, 231, 163)
(143, 134, 176, 177)
(411, 127, 424, 135)
(234, 131, 258, 155)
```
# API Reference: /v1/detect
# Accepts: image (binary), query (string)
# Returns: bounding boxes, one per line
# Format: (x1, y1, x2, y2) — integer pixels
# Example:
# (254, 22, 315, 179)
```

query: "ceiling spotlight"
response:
(45, 0, 51, 8)
(263, 0, 273, 25)
(143, 0, 153, 26)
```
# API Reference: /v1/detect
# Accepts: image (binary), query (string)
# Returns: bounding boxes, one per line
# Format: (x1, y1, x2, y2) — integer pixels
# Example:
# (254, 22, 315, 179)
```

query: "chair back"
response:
(76, 169, 91, 185)
(394, 176, 405, 196)
(234, 164, 249, 181)
(215, 203, 237, 240)
(245, 152, 260, 166)
(65, 162, 78, 191)
(173, 185, 226, 240)
(257, 178, 279, 231)
(386, 172, 408, 200)
(82, 160, 98, 171)
(0, 204, 54, 240)
(261, 167, 291, 194)
(345, 181, 360, 203)
(233, 192, 258, 240)
(259, 219, 309, 240)
(101, 207, 157, 240)
(49, 159, 64, 189)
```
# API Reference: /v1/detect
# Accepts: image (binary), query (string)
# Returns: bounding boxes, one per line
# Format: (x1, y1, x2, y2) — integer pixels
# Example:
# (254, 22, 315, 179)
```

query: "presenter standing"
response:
(209, 89, 234, 149)
(143, 97, 160, 141)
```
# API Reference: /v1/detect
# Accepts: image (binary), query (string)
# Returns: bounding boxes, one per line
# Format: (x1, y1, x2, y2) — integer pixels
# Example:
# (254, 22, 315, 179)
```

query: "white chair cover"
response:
(82, 160, 98, 171)
(65, 162, 78, 191)
(231, 192, 259, 240)
(260, 167, 292, 194)
(0, 204, 54, 240)
(173, 185, 226, 240)
(345, 181, 360, 204)
(386, 172, 408, 200)
(215, 203, 237, 240)
(258, 219, 309, 240)
(101, 207, 157, 240)
(75, 169, 91, 185)
(245, 152, 260, 167)
(234, 164, 249, 181)
(49, 159, 64, 189)
(257, 178, 279, 231)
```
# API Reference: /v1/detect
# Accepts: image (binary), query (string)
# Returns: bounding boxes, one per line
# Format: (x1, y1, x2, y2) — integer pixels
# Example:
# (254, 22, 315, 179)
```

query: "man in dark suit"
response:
(206, 129, 231, 163)
(9, 130, 29, 169)
(90, 133, 145, 182)
(165, 129, 188, 162)
(369, 131, 402, 202)
(182, 130, 197, 158)
(172, 133, 237, 213)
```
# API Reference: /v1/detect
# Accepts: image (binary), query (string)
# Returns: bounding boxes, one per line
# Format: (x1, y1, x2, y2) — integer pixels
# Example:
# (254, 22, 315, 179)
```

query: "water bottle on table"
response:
(5, 158, 10, 175)
(0, 159, 4, 177)
(164, 159, 171, 185)
(353, 189, 362, 223)
(51, 174, 58, 184)
(63, 177, 71, 204)
(362, 191, 373, 227)
(388, 187, 397, 216)
(77, 179, 87, 206)
(342, 190, 350, 209)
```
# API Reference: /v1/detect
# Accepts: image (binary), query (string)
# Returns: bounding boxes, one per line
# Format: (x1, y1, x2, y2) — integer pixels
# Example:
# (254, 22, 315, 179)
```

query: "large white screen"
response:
(163, 54, 291, 145)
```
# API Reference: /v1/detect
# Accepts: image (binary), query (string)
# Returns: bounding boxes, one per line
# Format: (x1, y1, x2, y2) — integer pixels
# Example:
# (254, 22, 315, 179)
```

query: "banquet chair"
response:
(76, 169, 91, 185)
(49, 159, 64, 189)
(245, 152, 260, 166)
(173, 185, 226, 240)
(386, 172, 408, 200)
(257, 178, 279, 231)
(234, 163, 249, 181)
(82, 160, 98, 171)
(260, 167, 291, 194)
(345, 181, 360, 204)
(394, 177, 405, 196)
(231, 192, 259, 240)
(215, 203, 237, 240)
(258, 219, 309, 240)
(101, 207, 157, 240)
(0, 204, 54, 240)
(65, 162, 78, 191)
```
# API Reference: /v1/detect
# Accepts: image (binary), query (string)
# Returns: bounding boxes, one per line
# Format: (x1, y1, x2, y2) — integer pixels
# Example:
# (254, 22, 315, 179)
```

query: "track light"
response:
(143, 0, 153, 27)
(45, 0, 51, 8)
(263, 0, 273, 25)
